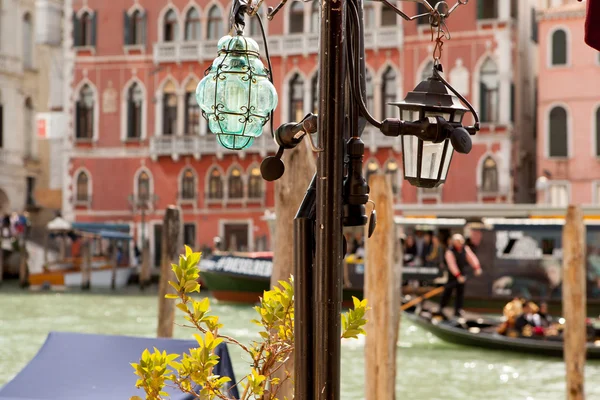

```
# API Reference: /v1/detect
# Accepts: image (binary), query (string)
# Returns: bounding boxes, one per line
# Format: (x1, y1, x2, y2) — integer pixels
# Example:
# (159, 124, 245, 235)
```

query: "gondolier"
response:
(437, 233, 482, 318)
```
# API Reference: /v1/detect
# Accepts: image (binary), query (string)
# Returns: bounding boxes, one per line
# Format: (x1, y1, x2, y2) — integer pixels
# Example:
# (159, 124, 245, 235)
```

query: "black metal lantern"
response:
(391, 70, 470, 188)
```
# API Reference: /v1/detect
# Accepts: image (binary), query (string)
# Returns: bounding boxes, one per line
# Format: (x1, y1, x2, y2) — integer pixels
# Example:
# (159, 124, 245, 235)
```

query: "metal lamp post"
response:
(198, 0, 479, 398)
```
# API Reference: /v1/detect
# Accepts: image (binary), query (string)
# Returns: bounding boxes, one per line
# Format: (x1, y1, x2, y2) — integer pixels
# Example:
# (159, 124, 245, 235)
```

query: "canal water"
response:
(1, 286, 599, 400)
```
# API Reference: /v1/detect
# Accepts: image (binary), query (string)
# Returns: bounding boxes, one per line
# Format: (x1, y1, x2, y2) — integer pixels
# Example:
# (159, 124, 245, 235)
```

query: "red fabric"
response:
(584, 0, 600, 51)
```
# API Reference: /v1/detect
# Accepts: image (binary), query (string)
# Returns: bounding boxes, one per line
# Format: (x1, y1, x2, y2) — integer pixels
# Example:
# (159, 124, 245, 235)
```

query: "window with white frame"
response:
(185, 8, 201, 41)
(228, 167, 244, 199)
(551, 29, 568, 66)
(207, 6, 223, 40)
(365, 160, 379, 185)
(127, 83, 143, 139)
(365, 70, 374, 112)
(163, 9, 178, 42)
(137, 171, 151, 202)
(185, 79, 200, 135)
(180, 169, 196, 200)
(479, 58, 499, 123)
(248, 167, 263, 199)
(124, 9, 146, 45)
(289, 1, 304, 34)
(75, 171, 90, 203)
(548, 183, 568, 207)
(381, 4, 396, 26)
(74, 11, 96, 47)
(548, 106, 568, 157)
(162, 81, 178, 135)
(363, 0, 375, 29)
(76, 84, 95, 140)
(208, 168, 224, 199)
(22, 13, 33, 68)
(381, 67, 397, 120)
(385, 159, 400, 195)
(477, 0, 498, 20)
(289, 73, 304, 122)
(481, 156, 499, 193)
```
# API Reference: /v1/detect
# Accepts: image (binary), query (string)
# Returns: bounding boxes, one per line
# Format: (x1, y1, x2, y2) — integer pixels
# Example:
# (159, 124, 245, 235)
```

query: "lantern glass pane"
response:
(401, 109, 419, 122)
(420, 141, 445, 180)
(425, 111, 451, 121)
(403, 135, 419, 178)
(441, 142, 454, 180)
(452, 111, 465, 123)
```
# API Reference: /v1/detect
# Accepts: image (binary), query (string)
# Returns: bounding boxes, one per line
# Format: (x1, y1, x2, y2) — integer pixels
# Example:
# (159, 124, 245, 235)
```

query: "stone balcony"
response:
(0, 149, 24, 166)
(149, 133, 279, 161)
(150, 126, 401, 161)
(152, 27, 402, 65)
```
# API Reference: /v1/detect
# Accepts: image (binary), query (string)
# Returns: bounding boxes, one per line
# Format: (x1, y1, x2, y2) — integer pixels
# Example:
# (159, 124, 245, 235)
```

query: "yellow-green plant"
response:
(131, 246, 369, 400)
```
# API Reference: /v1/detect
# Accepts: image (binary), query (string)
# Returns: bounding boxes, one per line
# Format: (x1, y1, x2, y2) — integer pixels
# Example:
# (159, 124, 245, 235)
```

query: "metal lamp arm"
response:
(377, 0, 470, 22)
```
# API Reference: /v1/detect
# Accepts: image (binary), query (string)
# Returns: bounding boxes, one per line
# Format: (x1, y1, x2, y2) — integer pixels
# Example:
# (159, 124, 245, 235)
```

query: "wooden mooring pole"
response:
(563, 205, 586, 400)
(364, 174, 401, 400)
(157, 206, 180, 338)
(81, 239, 91, 290)
(140, 241, 150, 290)
(19, 237, 28, 288)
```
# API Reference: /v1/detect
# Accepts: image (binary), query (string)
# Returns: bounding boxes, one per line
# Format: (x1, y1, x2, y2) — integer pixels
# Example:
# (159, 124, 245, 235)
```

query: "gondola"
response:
(403, 307, 600, 359)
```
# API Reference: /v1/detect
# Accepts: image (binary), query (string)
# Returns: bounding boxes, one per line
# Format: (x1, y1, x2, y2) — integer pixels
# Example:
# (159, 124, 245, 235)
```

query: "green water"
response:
(1, 286, 600, 400)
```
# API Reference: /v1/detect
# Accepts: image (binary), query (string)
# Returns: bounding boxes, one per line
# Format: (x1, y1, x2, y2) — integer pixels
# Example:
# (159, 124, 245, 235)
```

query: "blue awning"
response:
(71, 222, 130, 234)
(96, 230, 133, 241)
(0, 331, 239, 400)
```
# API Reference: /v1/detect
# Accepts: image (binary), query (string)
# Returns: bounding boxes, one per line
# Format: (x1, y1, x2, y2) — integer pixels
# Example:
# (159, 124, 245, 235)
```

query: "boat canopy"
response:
(96, 230, 133, 241)
(0, 331, 240, 400)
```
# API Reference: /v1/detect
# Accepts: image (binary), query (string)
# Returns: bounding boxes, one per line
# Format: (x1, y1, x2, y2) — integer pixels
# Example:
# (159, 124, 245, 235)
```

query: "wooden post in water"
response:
(563, 205, 586, 400)
(140, 241, 151, 290)
(81, 238, 91, 290)
(110, 239, 118, 290)
(157, 206, 181, 338)
(364, 174, 401, 400)
(19, 237, 28, 288)
(0, 247, 4, 286)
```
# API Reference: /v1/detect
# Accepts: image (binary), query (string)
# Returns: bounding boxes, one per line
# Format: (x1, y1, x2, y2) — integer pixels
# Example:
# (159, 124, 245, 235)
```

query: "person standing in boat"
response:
(437, 233, 482, 318)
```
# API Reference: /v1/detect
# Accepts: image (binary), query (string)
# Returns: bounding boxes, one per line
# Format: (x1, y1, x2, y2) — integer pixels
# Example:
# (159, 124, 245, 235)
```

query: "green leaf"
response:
(165, 294, 179, 299)
(185, 245, 193, 257)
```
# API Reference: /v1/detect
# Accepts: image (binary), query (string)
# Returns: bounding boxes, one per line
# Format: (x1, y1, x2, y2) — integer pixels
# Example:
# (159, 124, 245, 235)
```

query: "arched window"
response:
(248, 10, 263, 36)
(129, 10, 145, 45)
(311, 74, 319, 114)
(289, 1, 304, 34)
(481, 156, 498, 192)
(311, 2, 319, 33)
(248, 167, 263, 199)
(185, 8, 201, 41)
(163, 9, 178, 42)
(548, 106, 568, 158)
(421, 61, 434, 82)
(208, 168, 224, 199)
(381, 4, 396, 26)
(127, 83, 143, 139)
(76, 84, 94, 139)
(289, 73, 304, 122)
(207, 6, 223, 40)
(76, 171, 89, 202)
(595, 107, 600, 157)
(137, 171, 150, 202)
(381, 67, 397, 120)
(23, 13, 33, 69)
(181, 169, 196, 200)
(80, 12, 94, 46)
(385, 160, 400, 195)
(185, 79, 200, 135)
(551, 29, 567, 66)
(366, 70, 374, 112)
(228, 167, 244, 199)
(24, 98, 34, 158)
(364, 1, 375, 29)
(163, 81, 177, 135)
(365, 160, 379, 185)
(479, 58, 499, 123)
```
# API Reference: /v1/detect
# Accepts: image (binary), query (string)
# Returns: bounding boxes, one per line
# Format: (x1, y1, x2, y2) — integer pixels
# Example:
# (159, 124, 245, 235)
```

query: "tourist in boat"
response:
(437, 233, 482, 318)
(497, 298, 523, 337)
(535, 302, 552, 327)
(404, 235, 417, 265)
(425, 234, 444, 267)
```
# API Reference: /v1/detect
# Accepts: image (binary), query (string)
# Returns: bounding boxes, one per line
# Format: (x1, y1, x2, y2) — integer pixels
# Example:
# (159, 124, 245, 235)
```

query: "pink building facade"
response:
(63, 0, 537, 265)
(536, 2, 600, 206)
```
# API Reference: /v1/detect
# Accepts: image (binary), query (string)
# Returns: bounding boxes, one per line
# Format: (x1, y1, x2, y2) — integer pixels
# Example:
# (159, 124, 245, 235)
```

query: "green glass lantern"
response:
(196, 35, 278, 150)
